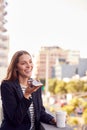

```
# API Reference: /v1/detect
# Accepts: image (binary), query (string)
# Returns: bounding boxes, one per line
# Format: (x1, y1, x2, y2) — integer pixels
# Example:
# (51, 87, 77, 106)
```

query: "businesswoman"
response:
(0, 50, 56, 130)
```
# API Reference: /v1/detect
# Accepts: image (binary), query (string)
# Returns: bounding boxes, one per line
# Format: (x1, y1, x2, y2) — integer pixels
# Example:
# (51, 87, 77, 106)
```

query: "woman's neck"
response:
(19, 77, 29, 86)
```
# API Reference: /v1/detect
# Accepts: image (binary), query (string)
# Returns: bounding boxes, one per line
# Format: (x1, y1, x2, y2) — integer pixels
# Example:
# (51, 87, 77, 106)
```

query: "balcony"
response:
(0, 98, 73, 130)
(41, 122, 73, 130)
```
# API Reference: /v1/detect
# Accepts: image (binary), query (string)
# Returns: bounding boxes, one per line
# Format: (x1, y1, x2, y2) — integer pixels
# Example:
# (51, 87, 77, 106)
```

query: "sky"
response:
(5, 0, 87, 60)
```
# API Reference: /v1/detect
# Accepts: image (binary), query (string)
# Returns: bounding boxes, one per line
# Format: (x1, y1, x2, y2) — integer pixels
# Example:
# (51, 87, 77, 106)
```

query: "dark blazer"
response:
(0, 79, 54, 130)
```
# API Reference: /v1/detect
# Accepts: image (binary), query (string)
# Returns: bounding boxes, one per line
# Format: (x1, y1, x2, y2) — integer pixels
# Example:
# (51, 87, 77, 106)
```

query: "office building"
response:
(0, 0, 9, 82)
(35, 46, 80, 80)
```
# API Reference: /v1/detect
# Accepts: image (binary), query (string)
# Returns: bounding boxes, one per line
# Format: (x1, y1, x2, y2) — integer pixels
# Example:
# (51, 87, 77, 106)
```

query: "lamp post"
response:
(45, 51, 50, 105)
(45, 52, 49, 95)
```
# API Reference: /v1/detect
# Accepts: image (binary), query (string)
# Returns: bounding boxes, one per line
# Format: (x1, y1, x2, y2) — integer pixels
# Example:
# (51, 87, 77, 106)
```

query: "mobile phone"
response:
(28, 78, 43, 86)
(32, 80, 43, 86)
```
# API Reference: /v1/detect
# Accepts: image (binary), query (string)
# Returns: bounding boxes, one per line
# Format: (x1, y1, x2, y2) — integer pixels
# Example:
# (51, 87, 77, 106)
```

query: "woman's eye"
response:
(20, 60, 32, 65)
(29, 60, 32, 63)
(21, 63, 25, 65)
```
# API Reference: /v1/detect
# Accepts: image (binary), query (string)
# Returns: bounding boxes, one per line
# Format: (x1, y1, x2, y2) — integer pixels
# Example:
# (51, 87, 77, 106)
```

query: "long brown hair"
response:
(4, 50, 31, 81)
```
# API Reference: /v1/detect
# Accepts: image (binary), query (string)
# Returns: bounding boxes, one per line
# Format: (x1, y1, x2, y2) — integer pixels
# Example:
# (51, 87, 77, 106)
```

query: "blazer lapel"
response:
(13, 80, 23, 99)
(13, 80, 31, 119)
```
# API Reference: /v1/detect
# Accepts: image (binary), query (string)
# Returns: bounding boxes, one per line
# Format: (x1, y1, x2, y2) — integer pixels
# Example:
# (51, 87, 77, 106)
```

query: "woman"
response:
(0, 50, 56, 130)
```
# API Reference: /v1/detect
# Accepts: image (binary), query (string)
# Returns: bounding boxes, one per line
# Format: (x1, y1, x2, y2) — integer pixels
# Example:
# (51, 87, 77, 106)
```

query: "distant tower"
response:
(55, 58, 62, 79)
(0, 0, 9, 82)
(75, 67, 78, 75)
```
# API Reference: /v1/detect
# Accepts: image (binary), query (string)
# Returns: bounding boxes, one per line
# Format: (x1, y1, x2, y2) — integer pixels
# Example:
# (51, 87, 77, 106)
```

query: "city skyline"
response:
(6, 0, 87, 61)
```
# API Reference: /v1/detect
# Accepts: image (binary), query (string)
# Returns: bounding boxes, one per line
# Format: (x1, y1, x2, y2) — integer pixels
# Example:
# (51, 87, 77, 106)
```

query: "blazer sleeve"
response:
(39, 88, 54, 124)
(1, 81, 32, 126)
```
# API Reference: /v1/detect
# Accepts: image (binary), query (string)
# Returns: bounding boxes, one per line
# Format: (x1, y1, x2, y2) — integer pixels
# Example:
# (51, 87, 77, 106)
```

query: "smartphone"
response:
(28, 78, 43, 87)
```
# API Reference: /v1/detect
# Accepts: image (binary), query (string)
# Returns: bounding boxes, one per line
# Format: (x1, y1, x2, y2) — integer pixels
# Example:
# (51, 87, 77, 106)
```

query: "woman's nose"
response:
(26, 62, 30, 67)
(26, 63, 33, 68)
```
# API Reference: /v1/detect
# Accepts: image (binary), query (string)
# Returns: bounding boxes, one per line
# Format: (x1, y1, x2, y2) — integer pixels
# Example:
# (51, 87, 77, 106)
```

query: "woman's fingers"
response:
(25, 86, 40, 94)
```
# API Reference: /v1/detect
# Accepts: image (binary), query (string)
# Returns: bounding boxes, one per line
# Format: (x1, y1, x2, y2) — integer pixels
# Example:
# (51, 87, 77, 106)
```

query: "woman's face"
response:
(16, 54, 33, 79)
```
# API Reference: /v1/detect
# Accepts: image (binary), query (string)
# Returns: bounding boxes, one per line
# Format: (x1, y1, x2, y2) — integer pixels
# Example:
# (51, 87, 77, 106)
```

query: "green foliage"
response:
(83, 83, 87, 92)
(45, 78, 87, 126)
(67, 117, 79, 126)
(40, 79, 45, 85)
(48, 78, 86, 95)
(54, 80, 67, 94)
(82, 109, 87, 124)
(65, 81, 77, 93)
(69, 98, 84, 107)
(61, 105, 74, 115)
(48, 78, 67, 94)
(48, 78, 57, 94)
(82, 102, 87, 110)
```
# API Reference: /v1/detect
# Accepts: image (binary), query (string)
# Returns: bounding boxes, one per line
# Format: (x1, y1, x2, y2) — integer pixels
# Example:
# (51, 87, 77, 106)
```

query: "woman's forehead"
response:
(18, 54, 32, 61)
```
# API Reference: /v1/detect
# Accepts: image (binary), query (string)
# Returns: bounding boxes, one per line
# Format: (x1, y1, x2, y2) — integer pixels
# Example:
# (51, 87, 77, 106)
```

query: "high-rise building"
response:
(34, 46, 80, 80)
(0, 0, 9, 82)
(66, 50, 80, 65)
(35, 46, 67, 79)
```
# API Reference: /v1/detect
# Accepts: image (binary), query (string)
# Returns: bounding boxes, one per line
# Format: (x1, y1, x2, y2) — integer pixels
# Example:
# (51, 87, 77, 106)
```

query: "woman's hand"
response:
(49, 118, 56, 125)
(24, 81, 41, 99)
